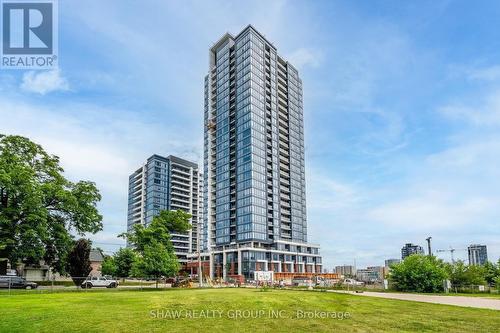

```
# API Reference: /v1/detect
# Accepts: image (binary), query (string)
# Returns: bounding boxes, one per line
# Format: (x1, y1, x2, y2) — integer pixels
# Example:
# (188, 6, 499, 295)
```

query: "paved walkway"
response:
(328, 290, 500, 310)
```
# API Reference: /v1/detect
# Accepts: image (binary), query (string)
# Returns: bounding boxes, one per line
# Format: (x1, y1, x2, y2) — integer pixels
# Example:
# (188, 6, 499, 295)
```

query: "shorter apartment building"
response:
(385, 258, 401, 267)
(356, 266, 385, 283)
(401, 243, 424, 260)
(127, 155, 199, 264)
(468, 244, 488, 265)
(335, 265, 356, 277)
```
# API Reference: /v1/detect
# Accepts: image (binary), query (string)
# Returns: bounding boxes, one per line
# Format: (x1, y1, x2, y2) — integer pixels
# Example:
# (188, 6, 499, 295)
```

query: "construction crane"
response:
(436, 246, 467, 263)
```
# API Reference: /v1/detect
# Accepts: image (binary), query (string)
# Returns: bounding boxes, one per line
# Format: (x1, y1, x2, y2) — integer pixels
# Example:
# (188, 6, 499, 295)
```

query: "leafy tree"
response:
(482, 261, 498, 285)
(154, 210, 192, 235)
(131, 243, 179, 288)
(67, 239, 92, 286)
(114, 248, 137, 278)
(100, 255, 117, 276)
(0, 135, 102, 272)
(466, 265, 487, 286)
(389, 255, 447, 293)
(445, 260, 486, 287)
(495, 276, 500, 291)
(121, 210, 191, 252)
(121, 209, 191, 287)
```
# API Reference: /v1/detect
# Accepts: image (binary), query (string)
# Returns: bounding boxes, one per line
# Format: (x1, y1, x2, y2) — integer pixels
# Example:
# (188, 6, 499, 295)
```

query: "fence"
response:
(0, 275, 187, 296)
(447, 284, 499, 294)
(2, 274, 498, 296)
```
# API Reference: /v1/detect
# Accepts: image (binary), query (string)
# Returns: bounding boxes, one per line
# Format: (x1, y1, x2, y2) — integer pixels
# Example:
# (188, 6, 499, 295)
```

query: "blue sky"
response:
(1, 0, 500, 269)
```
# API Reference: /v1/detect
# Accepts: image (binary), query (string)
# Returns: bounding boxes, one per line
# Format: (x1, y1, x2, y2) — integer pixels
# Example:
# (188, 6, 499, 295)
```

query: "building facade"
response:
(127, 154, 199, 263)
(200, 25, 322, 279)
(356, 266, 384, 283)
(334, 265, 355, 277)
(401, 243, 424, 260)
(468, 244, 488, 266)
(384, 258, 401, 268)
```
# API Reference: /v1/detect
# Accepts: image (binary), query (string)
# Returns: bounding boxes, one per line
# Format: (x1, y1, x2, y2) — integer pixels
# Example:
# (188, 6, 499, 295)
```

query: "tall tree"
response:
(114, 248, 137, 278)
(0, 135, 102, 272)
(121, 209, 191, 286)
(67, 239, 92, 286)
(122, 210, 191, 252)
(131, 243, 179, 288)
(100, 255, 117, 277)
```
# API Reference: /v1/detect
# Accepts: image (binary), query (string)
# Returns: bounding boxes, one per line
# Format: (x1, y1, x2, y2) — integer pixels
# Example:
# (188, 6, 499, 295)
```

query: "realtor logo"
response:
(1, 0, 58, 68)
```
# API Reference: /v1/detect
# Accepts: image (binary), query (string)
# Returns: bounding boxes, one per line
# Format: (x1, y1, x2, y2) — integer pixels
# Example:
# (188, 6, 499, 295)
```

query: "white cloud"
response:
(0, 95, 202, 253)
(286, 48, 324, 69)
(21, 69, 70, 95)
(467, 65, 500, 81)
(307, 171, 361, 211)
(438, 89, 500, 126)
(367, 191, 498, 231)
(0, 97, 202, 194)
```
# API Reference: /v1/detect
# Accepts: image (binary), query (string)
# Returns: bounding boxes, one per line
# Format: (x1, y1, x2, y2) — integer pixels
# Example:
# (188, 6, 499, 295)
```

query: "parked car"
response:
(0, 275, 38, 289)
(343, 278, 364, 286)
(81, 276, 118, 289)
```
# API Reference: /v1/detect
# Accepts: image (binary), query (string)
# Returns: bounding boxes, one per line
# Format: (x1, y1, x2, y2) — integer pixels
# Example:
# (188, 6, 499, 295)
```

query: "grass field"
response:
(0, 288, 499, 332)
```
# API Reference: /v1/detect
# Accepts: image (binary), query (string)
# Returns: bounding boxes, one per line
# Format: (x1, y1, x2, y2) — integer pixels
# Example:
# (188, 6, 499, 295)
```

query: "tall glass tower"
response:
(202, 25, 322, 279)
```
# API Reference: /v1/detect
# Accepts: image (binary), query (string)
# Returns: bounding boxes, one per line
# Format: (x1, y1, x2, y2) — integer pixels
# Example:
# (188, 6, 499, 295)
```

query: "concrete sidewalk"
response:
(328, 290, 500, 310)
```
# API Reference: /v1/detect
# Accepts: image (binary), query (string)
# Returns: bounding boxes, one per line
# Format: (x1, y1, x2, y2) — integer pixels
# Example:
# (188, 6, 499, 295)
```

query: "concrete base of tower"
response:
(188, 240, 324, 281)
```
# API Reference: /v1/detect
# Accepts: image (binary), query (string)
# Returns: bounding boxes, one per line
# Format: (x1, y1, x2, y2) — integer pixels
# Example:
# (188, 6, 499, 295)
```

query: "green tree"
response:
(483, 261, 499, 285)
(0, 135, 102, 273)
(154, 210, 192, 235)
(122, 210, 191, 252)
(495, 276, 500, 291)
(100, 255, 117, 276)
(121, 209, 191, 287)
(114, 248, 137, 278)
(131, 243, 179, 288)
(67, 239, 92, 286)
(445, 261, 486, 287)
(389, 255, 447, 293)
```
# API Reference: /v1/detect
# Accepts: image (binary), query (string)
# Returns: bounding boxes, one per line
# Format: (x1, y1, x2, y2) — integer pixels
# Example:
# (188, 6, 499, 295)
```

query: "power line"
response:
(91, 241, 125, 247)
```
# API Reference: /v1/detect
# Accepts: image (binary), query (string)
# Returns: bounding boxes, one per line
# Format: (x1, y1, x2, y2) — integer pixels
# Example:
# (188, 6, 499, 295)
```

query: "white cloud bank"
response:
(286, 48, 324, 69)
(21, 69, 70, 95)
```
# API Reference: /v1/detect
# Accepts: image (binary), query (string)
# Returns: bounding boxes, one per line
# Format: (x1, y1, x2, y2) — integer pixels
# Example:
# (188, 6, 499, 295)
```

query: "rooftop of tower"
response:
(209, 24, 299, 75)
(210, 24, 277, 53)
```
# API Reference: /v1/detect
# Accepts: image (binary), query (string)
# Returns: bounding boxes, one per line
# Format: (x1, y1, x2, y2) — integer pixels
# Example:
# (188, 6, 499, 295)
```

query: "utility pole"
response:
(426, 237, 432, 256)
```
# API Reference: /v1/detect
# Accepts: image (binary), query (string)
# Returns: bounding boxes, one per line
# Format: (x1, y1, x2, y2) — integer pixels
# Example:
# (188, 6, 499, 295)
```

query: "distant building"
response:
(356, 266, 384, 282)
(19, 262, 50, 281)
(401, 243, 424, 260)
(127, 154, 199, 264)
(89, 249, 104, 276)
(468, 244, 488, 265)
(385, 259, 401, 267)
(335, 265, 355, 277)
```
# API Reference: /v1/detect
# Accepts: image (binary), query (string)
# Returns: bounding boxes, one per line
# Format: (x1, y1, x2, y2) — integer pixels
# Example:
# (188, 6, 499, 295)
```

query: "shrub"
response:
(389, 255, 447, 293)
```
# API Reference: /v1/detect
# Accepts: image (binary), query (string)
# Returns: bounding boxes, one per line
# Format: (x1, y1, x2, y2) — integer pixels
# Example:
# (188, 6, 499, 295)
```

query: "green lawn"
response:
(0, 288, 499, 332)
